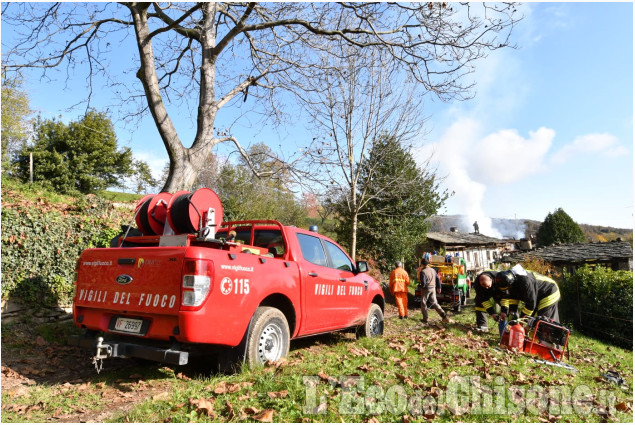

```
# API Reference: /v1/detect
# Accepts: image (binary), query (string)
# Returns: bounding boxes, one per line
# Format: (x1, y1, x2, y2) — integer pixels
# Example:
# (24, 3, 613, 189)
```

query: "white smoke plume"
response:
(415, 118, 551, 240)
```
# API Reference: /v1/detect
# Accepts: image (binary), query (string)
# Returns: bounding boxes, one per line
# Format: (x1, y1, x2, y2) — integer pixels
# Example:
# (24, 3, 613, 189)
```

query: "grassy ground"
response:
(1, 296, 632, 423)
(1, 177, 143, 204)
(97, 190, 144, 203)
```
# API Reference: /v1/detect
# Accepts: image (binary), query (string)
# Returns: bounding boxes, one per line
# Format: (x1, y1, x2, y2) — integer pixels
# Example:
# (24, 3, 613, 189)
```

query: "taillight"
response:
(181, 259, 213, 309)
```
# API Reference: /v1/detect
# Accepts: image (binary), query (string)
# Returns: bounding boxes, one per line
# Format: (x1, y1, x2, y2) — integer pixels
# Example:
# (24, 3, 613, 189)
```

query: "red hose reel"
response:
(134, 188, 223, 236)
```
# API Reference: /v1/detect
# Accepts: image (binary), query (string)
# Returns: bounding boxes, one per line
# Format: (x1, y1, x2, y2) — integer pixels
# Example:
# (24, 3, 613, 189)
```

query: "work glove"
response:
(491, 314, 499, 322)
(499, 312, 507, 321)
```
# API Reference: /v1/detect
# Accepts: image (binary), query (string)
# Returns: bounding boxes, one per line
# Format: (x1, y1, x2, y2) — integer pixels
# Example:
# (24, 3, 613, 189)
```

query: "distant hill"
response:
(426, 215, 632, 243)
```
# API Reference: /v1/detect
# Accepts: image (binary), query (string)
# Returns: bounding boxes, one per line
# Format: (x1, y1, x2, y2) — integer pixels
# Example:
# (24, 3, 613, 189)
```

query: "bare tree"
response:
(297, 49, 433, 259)
(1, 2, 519, 192)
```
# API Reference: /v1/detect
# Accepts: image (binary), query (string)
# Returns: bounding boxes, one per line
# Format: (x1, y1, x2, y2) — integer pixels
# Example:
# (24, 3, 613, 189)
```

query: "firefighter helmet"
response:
(495, 270, 515, 290)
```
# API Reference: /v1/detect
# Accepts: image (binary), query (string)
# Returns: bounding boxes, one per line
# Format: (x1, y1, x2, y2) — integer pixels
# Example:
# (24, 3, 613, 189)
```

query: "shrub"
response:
(1, 188, 129, 307)
(560, 265, 633, 348)
(518, 256, 561, 279)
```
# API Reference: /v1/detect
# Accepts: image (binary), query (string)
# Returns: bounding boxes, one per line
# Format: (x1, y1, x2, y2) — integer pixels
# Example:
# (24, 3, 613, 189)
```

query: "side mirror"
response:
(356, 261, 369, 273)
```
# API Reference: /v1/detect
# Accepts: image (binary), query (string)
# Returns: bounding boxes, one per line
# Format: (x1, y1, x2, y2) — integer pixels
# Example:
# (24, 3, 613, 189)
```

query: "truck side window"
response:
(297, 233, 327, 267)
(324, 241, 353, 272)
(254, 229, 285, 257)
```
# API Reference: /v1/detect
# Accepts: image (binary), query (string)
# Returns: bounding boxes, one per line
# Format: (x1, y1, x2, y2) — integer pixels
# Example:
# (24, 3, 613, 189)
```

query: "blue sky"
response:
(414, 2, 633, 234)
(3, 3, 633, 232)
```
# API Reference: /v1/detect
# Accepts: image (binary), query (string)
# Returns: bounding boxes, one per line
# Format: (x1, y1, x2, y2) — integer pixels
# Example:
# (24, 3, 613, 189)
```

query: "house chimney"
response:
(520, 238, 532, 251)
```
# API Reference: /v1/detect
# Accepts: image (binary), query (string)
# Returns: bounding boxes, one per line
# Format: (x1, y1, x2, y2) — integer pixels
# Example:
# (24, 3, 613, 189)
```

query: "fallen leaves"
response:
(253, 408, 275, 422)
(189, 397, 215, 418)
(267, 390, 288, 399)
(317, 371, 339, 386)
(538, 414, 562, 423)
(349, 346, 370, 357)
(616, 401, 632, 413)
(387, 341, 407, 355)
(265, 358, 288, 369)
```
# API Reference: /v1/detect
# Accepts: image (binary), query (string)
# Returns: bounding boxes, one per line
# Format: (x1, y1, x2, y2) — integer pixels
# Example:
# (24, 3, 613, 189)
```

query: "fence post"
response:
(576, 279, 583, 328)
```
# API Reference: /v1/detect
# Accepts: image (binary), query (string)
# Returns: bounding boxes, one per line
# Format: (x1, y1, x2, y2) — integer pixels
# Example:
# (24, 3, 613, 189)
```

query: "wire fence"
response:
(558, 273, 634, 348)
(573, 292, 633, 347)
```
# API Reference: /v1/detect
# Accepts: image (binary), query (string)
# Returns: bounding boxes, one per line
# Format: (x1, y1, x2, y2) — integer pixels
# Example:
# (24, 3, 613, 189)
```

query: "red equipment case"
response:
(500, 318, 570, 362)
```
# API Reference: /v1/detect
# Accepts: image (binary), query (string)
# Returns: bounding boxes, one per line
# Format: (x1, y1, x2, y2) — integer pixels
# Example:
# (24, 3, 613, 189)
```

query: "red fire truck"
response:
(69, 188, 385, 370)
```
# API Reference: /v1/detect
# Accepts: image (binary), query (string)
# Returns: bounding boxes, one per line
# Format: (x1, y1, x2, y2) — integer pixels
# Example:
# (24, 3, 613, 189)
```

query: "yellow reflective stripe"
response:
(531, 272, 556, 284)
(500, 299, 509, 307)
(482, 300, 493, 309)
(507, 299, 519, 305)
(537, 288, 561, 310)
(475, 307, 486, 312)
(522, 307, 534, 316)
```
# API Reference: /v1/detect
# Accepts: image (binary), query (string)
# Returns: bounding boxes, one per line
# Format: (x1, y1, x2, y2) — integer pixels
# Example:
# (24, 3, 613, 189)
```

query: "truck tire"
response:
(357, 304, 384, 338)
(246, 307, 290, 367)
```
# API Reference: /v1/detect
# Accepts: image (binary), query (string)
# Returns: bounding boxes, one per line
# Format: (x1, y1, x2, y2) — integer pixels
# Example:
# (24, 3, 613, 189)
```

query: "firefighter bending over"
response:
(496, 265, 560, 322)
(473, 270, 507, 332)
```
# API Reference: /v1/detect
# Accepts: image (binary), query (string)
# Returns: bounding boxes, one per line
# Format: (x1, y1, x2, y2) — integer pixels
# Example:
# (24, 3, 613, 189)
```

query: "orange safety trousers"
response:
(394, 292, 408, 318)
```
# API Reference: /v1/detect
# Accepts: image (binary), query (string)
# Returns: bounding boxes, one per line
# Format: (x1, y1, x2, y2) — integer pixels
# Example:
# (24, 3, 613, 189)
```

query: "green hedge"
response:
(560, 265, 633, 348)
(1, 195, 128, 307)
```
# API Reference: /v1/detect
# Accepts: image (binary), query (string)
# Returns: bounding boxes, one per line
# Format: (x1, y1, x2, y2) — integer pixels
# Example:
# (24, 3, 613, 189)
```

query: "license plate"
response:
(114, 317, 143, 334)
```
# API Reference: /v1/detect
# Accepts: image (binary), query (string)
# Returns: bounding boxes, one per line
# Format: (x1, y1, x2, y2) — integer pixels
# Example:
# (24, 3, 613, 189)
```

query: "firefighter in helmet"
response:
(473, 270, 508, 332)
(495, 265, 560, 322)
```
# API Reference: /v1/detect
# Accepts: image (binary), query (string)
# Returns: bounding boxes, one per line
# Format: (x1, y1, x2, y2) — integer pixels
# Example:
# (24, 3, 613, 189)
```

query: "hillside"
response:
(427, 215, 632, 243)
(2, 298, 633, 422)
(1, 180, 633, 423)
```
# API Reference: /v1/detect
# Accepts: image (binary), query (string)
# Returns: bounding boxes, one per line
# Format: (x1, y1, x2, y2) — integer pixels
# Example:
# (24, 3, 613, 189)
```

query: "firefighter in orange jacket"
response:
(389, 261, 410, 319)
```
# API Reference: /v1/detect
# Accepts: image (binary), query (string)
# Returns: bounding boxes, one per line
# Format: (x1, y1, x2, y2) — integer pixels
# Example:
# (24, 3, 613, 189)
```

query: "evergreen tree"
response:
(335, 135, 448, 271)
(536, 208, 586, 247)
(14, 111, 134, 194)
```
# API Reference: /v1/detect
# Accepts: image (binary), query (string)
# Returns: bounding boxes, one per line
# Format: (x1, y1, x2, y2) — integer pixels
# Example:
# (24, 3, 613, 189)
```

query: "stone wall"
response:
(1, 300, 73, 325)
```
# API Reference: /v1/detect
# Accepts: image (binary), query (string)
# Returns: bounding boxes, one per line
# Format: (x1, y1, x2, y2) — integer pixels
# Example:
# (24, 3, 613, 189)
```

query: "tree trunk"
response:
(350, 212, 358, 262)
(129, 2, 217, 193)
(162, 151, 209, 193)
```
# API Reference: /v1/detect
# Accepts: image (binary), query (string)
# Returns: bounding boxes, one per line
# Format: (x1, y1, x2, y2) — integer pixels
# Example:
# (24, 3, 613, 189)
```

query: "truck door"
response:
(297, 233, 363, 333)
(322, 239, 367, 325)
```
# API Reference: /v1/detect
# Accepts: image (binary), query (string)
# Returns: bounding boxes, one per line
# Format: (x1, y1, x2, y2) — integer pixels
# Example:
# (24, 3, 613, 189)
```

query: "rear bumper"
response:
(68, 333, 189, 365)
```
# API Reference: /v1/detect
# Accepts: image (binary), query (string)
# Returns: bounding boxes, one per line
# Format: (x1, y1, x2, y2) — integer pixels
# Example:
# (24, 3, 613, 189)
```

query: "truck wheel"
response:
(358, 304, 384, 338)
(246, 307, 290, 367)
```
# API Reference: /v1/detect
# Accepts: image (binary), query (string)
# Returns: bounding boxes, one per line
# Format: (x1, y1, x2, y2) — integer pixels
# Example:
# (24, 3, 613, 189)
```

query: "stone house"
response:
(501, 240, 633, 274)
